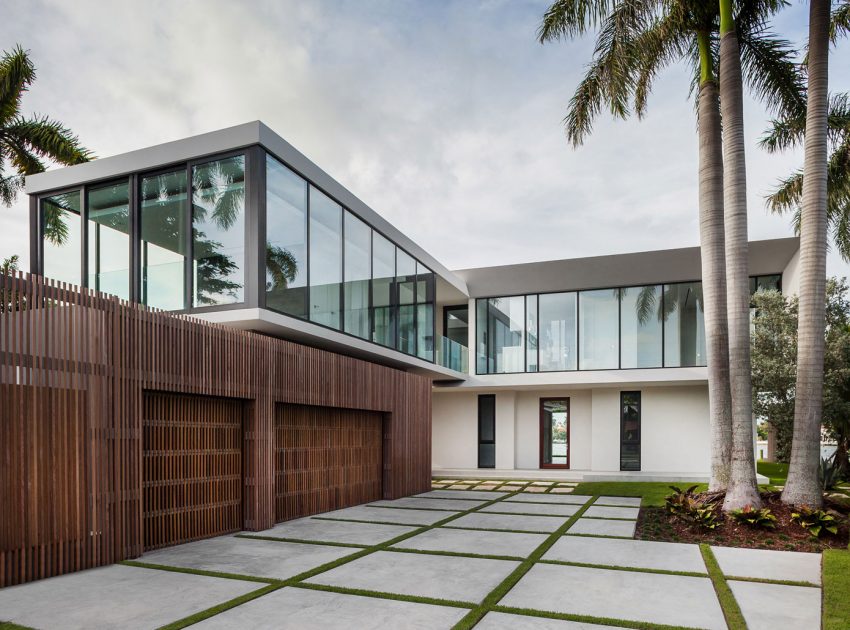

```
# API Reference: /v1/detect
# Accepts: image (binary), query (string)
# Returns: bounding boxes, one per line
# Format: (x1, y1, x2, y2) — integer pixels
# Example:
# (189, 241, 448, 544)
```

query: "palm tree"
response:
(781, 0, 832, 508)
(0, 45, 91, 208)
(718, 0, 761, 510)
(538, 0, 802, 492)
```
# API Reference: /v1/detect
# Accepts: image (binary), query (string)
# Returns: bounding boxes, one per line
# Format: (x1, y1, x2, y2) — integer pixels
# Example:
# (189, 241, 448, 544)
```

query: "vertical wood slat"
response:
(0, 270, 432, 587)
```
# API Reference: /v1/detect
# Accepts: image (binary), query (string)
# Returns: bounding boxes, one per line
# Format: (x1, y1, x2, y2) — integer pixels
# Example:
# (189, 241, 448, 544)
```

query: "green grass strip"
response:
(442, 525, 553, 535)
(365, 504, 464, 512)
(537, 558, 707, 578)
(121, 560, 278, 584)
(491, 605, 696, 630)
(0, 622, 37, 630)
(152, 489, 520, 628)
(724, 574, 819, 588)
(823, 548, 850, 630)
(291, 581, 476, 609)
(384, 546, 525, 562)
(310, 516, 432, 527)
(451, 495, 598, 630)
(233, 533, 367, 549)
(699, 544, 747, 630)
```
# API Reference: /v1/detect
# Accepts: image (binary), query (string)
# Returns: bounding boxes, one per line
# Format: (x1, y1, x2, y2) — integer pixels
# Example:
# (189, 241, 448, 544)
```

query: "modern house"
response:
(26, 121, 798, 485)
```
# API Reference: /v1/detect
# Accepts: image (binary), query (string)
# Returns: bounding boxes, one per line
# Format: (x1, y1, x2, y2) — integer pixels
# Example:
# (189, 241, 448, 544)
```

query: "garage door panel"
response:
(143, 392, 243, 551)
(275, 404, 383, 522)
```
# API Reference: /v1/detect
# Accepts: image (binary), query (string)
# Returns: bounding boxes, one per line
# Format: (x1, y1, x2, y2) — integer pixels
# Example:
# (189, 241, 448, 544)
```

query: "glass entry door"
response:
(540, 398, 569, 468)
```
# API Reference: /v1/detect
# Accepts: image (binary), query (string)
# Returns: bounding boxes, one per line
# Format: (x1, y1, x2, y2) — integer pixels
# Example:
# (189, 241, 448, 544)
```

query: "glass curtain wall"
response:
(526, 295, 538, 372)
(620, 285, 663, 368)
(343, 210, 371, 339)
(87, 182, 130, 299)
(538, 292, 577, 371)
(372, 232, 396, 347)
(485, 296, 525, 373)
(396, 249, 417, 355)
(308, 187, 342, 327)
(663, 281, 706, 367)
(141, 170, 188, 310)
(416, 262, 435, 361)
(579, 289, 619, 369)
(42, 191, 82, 287)
(192, 156, 245, 306)
(266, 155, 308, 317)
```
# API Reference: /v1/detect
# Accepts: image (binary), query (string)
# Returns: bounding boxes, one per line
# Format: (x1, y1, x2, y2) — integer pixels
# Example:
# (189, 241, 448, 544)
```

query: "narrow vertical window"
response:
(371, 232, 396, 347)
(141, 170, 187, 310)
(87, 181, 130, 299)
(526, 295, 538, 372)
(396, 249, 417, 355)
(343, 210, 371, 339)
(540, 398, 569, 468)
(192, 155, 245, 306)
(308, 187, 342, 328)
(620, 391, 641, 471)
(478, 394, 496, 468)
(416, 262, 435, 361)
(42, 190, 82, 286)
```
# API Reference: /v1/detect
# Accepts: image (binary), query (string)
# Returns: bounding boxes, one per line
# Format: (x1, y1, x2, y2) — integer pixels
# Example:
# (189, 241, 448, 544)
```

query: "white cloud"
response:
(1, 0, 848, 280)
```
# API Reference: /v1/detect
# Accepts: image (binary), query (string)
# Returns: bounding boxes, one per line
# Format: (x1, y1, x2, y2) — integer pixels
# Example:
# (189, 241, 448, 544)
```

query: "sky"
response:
(2, 0, 849, 280)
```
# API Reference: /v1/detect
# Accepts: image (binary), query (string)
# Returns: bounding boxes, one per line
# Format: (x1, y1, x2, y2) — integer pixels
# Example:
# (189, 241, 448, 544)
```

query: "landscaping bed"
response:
(637, 491, 850, 552)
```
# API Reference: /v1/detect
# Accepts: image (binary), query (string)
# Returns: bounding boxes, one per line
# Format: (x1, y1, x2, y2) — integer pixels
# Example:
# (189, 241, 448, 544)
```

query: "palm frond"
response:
(0, 45, 35, 125)
(0, 172, 23, 207)
(760, 92, 850, 153)
(831, 0, 850, 43)
(4, 115, 92, 165)
(538, 0, 616, 41)
(737, 27, 805, 118)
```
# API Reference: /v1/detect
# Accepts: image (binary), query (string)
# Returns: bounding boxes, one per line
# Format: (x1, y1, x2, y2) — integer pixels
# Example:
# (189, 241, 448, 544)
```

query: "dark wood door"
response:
(142, 392, 243, 551)
(275, 404, 383, 522)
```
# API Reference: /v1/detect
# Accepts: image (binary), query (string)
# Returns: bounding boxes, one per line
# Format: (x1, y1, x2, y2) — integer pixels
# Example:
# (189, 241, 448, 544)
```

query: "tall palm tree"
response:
(781, 0, 832, 507)
(0, 45, 91, 207)
(538, 0, 802, 491)
(718, 0, 761, 510)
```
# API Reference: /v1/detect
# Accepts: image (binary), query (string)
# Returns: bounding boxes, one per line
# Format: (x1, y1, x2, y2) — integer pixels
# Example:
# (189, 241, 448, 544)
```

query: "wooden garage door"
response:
(143, 392, 243, 551)
(275, 404, 383, 522)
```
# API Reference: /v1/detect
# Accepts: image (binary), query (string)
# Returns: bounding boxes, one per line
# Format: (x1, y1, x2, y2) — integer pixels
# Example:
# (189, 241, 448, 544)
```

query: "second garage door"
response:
(275, 404, 383, 522)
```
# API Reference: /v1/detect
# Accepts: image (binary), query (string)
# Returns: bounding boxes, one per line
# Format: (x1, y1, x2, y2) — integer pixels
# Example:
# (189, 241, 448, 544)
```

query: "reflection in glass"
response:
(620, 392, 641, 471)
(620, 285, 663, 368)
(416, 262, 435, 361)
(539, 292, 577, 371)
(343, 210, 371, 339)
(396, 249, 417, 354)
(266, 155, 307, 317)
(526, 295, 538, 372)
(309, 187, 342, 328)
(486, 296, 525, 373)
(372, 232, 395, 347)
(663, 282, 706, 367)
(42, 191, 82, 286)
(445, 306, 468, 347)
(476, 299, 488, 373)
(87, 181, 130, 298)
(751, 274, 781, 295)
(192, 156, 245, 306)
(141, 170, 187, 310)
(579, 289, 619, 369)
(478, 395, 496, 468)
(542, 399, 569, 467)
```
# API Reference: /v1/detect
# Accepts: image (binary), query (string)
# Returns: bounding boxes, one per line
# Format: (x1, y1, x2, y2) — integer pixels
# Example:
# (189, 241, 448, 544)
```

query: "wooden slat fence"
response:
(0, 271, 432, 587)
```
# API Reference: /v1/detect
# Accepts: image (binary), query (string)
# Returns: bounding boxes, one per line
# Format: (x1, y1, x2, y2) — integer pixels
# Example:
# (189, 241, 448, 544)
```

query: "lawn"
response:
(571, 481, 707, 507)
(757, 460, 789, 485)
(823, 548, 850, 630)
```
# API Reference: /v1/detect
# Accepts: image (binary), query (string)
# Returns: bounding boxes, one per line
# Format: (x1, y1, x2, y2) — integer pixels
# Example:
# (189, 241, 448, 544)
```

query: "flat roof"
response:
(25, 121, 469, 298)
(454, 237, 800, 298)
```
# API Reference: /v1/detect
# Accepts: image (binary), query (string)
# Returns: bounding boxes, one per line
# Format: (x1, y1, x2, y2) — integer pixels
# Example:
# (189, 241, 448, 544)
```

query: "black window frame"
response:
(620, 391, 641, 472)
(477, 394, 496, 469)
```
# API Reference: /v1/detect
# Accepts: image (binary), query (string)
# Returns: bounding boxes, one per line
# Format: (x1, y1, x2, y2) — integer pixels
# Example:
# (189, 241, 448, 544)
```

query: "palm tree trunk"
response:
(697, 30, 732, 491)
(782, 0, 830, 508)
(719, 2, 761, 511)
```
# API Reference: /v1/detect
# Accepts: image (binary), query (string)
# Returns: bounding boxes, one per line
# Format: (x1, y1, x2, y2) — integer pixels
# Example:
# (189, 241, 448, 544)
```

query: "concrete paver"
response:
(259, 517, 416, 545)
(566, 518, 636, 539)
(393, 527, 547, 557)
(711, 545, 822, 585)
(729, 580, 821, 630)
(446, 512, 568, 533)
(507, 494, 592, 505)
(582, 505, 640, 520)
(318, 505, 457, 525)
(481, 502, 580, 517)
(305, 550, 520, 603)
(543, 536, 706, 573)
(369, 497, 484, 511)
(416, 490, 504, 501)
(593, 496, 642, 507)
(477, 612, 629, 629)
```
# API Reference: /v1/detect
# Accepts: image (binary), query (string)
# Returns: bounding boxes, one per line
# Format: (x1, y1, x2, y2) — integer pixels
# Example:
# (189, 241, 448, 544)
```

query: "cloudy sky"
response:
(2, 0, 849, 279)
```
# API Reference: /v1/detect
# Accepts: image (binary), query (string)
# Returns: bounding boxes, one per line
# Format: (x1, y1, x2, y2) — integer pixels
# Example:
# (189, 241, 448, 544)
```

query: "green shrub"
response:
(665, 485, 700, 515)
(791, 505, 840, 538)
(665, 485, 720, 530)
(729, 505, 777, 529)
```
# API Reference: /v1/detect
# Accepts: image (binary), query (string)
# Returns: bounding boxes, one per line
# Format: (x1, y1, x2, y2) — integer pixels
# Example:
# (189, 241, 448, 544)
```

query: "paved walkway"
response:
(0, 489, 822, 629)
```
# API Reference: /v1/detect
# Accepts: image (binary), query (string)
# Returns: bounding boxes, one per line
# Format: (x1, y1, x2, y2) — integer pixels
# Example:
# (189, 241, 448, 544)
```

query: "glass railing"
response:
(438, 336, 469, 373)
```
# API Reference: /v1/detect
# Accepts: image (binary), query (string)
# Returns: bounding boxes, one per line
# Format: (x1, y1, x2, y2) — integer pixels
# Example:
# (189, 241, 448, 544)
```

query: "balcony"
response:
(437, 335, 468, 373)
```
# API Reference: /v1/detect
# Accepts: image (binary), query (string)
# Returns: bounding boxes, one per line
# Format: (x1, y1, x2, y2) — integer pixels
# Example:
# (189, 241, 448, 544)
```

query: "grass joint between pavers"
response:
(699, 544, 747, 630)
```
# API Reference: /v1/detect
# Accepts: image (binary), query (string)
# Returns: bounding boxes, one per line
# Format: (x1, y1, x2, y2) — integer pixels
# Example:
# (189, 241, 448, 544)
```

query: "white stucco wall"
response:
(432, 384, 711, 474)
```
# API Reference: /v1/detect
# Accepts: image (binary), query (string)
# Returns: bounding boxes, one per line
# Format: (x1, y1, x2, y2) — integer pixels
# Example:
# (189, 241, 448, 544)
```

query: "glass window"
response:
(266, 155, 308, 317)
(476, 299, 488, 374)
(620, 285, 663, 368)
(478, 394, 496, 468)
(87, 181, 130, 299)
(42, 191, 82, 286)
(620, 391, 641, 471)
(416, 262, 435, 361)
(541, 398, 569, 467)
(579, 289, 619, 369)
(526, 295, 538, 372)
(343, 210, 371, 339)
(192, 155, 245, 306)
(141, 170, 187, 310)
(444, 306, 468, 347)
(754, 274, 781, 294)
(486, 296, 525, 373)
(539, 292, 577, 371)
(371, 232, 395, 347)
(663, 282, 706, 367)
(396, 249, 417, 355)
(308, 187, 342, 328)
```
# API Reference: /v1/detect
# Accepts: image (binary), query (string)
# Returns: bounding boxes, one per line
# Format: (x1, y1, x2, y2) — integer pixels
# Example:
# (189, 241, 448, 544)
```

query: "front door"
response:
(540, 398, 569, 468)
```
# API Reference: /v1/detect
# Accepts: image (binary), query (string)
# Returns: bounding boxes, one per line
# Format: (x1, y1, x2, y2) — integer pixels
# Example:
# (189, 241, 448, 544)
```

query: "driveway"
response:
(0, 489, 822, 629)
